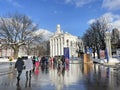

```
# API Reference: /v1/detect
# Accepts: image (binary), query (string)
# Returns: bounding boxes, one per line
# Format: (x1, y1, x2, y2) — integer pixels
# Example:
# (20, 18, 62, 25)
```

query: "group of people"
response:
(50, 56, 69, 67)
(49, 55, 70, 76)
(15, 56, 38, 83)
(14, 55, 69, 85)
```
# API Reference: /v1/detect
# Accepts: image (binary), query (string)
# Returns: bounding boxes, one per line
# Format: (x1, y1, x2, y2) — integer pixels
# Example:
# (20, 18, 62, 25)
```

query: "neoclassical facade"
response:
(50, 24, 84, 58)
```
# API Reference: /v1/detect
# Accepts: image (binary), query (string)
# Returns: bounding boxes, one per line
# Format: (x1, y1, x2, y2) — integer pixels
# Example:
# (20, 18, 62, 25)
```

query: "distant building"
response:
(111, 28, 120, 50)
(49, 24, 84, 58)
(0, 45, 27, 57)
(0, 39, 29, 57)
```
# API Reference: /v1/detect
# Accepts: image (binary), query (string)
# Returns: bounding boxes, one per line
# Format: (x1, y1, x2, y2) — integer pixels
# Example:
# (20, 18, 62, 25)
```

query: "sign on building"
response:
(64, 47, 69, 59)
(100, 50, 105, 59)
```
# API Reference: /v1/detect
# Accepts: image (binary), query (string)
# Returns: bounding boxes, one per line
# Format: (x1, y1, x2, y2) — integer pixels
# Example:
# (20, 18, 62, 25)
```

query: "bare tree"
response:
(76, 37, 84, 57)
(38, 40, 50, 56)
(0, 13, 38, 59)
(25, 33, 43, 56)
(111, 28, 120, 54)
(82, 18, 108, 58)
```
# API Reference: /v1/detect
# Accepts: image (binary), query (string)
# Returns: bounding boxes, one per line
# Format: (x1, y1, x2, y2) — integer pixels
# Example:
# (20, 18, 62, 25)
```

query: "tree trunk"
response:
(13, 46, 19, 59)
(26, 44, 31, 55)
(27, 48, 30, 55)
(93, 52, 95, 58)
(96, 47, 100, 59)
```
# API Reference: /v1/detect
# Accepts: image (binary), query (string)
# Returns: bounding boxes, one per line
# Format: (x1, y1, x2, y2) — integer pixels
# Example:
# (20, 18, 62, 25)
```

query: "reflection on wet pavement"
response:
(0, 62, 120, 90)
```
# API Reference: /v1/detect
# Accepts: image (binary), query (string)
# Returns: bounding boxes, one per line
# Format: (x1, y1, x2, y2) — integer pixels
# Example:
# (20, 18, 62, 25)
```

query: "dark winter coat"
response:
(61, 56, 65, 65)
(15, 58, 24, 71)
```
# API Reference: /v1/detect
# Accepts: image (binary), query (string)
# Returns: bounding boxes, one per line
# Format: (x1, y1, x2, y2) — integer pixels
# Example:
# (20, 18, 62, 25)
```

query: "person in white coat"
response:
(24, 56, 33, 79)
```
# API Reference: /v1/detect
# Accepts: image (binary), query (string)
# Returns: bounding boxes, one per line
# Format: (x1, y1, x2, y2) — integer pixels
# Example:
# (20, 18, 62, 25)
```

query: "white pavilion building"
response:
(50, 24, 84, 58)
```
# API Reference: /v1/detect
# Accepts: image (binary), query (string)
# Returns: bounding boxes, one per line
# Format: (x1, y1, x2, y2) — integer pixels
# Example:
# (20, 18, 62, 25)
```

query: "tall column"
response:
(55, 38, 57, 56)
(60, 38, 61, 55)
(50, 39, 52, 57)
(54, 39, 56, 56)
(56, 39, 57, 56)
(54, 39, 56, 57)
(58, 38, 60, 55)
(59, 38, 61, 55)
(61, 37, 63, 55)
(105, 32, 112, 61)
(57, 38, 58, 55)
(51, 39, 53, 57)
(64, 38, 66, 48)
(58, 39, 59, 55)
(52, 39, 54, 57)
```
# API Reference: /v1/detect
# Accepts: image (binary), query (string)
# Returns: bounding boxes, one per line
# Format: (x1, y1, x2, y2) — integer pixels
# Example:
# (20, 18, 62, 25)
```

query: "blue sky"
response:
(0, 0, 120, 37)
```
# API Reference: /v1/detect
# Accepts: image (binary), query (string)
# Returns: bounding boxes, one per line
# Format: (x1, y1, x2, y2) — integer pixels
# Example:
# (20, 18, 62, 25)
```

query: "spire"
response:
(56, 24, 61, 34)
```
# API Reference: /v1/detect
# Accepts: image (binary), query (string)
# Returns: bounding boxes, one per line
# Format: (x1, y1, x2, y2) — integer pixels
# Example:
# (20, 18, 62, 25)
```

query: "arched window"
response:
(66, 39, 69, 47)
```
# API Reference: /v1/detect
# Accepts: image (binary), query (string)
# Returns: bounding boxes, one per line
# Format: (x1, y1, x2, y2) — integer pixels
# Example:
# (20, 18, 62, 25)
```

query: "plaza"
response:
(0, 1, 120, 90)
(0, 59, 120, 90)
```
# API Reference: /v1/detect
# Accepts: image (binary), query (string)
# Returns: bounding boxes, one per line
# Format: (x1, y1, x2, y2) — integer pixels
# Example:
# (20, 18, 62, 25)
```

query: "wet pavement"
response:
(0, 61, 120, 90)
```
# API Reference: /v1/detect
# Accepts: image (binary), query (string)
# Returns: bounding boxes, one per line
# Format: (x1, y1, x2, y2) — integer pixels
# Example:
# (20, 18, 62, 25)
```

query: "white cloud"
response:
(35, 29, 54, 41)
(7, 0, 22, 8)
(102, 0, 120, 10)
(97, 12, 120, 23)
(65, 0, 71, 3)
(64, 0, 93, 7)
(88, 12, 120, 30)
(101, 12, 120, 29)
(87, 19, 96, 24)
(113, 20, 120, 30)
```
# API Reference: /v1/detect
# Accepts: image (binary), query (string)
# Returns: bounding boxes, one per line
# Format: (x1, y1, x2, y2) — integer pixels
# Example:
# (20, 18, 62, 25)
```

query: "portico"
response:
(50, 24, 84, 58)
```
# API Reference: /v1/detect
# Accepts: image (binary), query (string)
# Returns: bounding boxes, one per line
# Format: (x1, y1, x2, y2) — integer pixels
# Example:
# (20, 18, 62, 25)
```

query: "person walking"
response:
(32, 56, 36, 72)
(61, 56, 65, 65)
(24, 56, 33, 80)
(35, 56, 39, 69)
(15, 57, 24, 81)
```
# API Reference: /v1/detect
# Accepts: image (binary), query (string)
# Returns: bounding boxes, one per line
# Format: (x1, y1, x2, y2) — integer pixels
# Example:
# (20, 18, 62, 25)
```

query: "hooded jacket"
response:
(15, 58, 24, 71)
